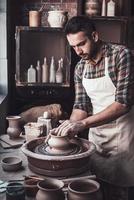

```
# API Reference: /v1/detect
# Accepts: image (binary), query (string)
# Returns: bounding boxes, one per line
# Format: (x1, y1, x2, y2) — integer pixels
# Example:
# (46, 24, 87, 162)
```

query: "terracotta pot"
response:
(6, 116, 22, 139)
(36, 179, 65, 200)
(67, 179, 100, 200)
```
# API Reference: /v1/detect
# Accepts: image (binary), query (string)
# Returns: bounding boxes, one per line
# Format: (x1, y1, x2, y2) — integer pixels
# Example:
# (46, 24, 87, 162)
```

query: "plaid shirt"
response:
(73, 43, 134, 115)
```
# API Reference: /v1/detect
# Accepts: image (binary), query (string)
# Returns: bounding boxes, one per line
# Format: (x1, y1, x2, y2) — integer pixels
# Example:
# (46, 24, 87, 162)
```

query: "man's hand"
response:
(50, 120, 86, 138)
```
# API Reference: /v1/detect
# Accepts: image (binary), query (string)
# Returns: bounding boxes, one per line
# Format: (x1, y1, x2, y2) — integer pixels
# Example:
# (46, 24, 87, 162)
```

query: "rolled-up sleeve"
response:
(115, 48, 134, 107)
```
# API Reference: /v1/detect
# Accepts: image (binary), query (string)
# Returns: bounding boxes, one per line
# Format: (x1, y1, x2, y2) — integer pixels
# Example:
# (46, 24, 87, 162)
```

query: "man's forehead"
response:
(67, 32, 87, 46)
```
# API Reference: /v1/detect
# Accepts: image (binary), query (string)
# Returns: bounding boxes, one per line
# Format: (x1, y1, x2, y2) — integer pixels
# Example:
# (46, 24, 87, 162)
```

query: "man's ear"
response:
(92, 31, 99, 42)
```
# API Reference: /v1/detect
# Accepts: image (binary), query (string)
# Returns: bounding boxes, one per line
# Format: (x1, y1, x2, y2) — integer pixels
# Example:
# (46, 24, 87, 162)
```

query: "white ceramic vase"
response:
(47, 10, 68, 28)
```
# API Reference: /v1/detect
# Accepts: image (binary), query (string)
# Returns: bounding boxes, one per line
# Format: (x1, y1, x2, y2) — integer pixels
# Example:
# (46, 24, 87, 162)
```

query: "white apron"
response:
(82, 57, 134, 186)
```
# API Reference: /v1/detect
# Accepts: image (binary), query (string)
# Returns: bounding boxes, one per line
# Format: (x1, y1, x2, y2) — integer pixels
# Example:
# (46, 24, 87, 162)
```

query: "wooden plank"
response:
(0, 134, 25, 149)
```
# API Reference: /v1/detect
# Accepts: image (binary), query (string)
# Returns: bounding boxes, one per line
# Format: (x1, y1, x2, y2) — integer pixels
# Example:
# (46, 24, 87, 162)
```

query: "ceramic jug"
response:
(67, 179, 101, 200)
(6, 116, 22, 139)
(85, 0, 101, 16)
(48, 10, 68, 28)
(37, 117, 52, 136)
(36, 179, 65, 200)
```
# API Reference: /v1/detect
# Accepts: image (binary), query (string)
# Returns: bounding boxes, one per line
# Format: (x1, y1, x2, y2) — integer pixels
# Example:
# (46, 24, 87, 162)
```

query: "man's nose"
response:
(75, 46, 82, 55)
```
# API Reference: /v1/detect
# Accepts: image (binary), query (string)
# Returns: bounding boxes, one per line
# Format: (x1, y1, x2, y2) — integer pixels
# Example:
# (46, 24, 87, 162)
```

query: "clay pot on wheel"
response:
(47, 132, 71, 152)
(6, 116, 22, 139)
(67, 179, 101, 200)
(36, 179, 65, 200)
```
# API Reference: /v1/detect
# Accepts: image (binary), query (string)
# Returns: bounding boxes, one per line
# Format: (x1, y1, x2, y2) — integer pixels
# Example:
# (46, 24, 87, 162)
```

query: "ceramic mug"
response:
(6, 182, 25, 200)
(29, 11, 41, 27)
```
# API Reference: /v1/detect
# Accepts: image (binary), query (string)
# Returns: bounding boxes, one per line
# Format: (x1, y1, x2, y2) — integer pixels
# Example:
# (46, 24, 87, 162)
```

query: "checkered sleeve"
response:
(73, 62, 92, 115)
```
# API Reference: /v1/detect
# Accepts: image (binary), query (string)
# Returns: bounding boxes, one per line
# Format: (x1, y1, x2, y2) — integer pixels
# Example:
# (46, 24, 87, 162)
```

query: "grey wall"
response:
(0, 0, 8, 134)
(0, 0, 8, 94)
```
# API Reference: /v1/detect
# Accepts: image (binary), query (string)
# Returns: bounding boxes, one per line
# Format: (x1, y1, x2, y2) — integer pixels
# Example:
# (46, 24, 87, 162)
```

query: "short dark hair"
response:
(64, 15, 96, 38)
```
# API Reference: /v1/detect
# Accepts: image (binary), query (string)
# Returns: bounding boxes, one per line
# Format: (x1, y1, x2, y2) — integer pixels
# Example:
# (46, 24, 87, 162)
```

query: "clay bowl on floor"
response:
(1, 156, 22, 171)
(67, 179, 101, 200)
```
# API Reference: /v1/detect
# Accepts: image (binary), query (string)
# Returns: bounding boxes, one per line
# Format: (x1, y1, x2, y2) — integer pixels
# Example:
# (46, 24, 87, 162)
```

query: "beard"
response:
(80, 53, 91, 60)
(78, 53, 89, 60)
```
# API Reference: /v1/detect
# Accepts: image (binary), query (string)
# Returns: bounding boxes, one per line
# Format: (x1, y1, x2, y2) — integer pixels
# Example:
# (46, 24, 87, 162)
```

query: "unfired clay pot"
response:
(36, 179, 65, 200)
(47, 132, 70, 152)
(67, 179, 101, 200)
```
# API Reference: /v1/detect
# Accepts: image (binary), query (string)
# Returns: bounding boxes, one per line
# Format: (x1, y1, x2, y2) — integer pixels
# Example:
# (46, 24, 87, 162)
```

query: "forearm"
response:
(82, 101, 130, 128)
(70, 109, 88, 122)
(52, 102, 129, 137)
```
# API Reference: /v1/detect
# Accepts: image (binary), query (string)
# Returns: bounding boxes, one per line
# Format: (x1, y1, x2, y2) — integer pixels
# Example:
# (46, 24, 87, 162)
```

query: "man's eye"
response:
(80, 41, 86, 46)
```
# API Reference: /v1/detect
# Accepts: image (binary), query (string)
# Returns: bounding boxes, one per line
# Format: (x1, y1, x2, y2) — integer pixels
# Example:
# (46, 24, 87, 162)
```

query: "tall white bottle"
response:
(42, 57, 49, 83)
(101, 0, 106, 16)
(36, 60, 42, 83)
(49, 56, 56, 83)
(56, 58, 63, 83)
(107, 0, 115, 16)
(27, 65, 36, 83)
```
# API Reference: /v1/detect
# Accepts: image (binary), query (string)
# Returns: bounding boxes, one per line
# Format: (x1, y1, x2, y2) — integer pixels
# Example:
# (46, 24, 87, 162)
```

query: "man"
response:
(52, 16, 134, 199)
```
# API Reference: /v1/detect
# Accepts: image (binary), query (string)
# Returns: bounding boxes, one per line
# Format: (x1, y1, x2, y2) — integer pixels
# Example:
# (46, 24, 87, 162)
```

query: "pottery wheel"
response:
(34, 143, 82, 156)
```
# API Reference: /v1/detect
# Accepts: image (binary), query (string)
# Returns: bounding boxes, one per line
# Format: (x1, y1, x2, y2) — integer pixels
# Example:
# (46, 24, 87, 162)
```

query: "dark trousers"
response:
(98, 180, 134, 200)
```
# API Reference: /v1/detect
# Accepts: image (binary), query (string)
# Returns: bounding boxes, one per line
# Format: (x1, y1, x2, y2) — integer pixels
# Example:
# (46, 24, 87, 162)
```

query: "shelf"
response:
(15, 26, 71, 88)
(16, 82, 70, 88)
(88, 16, 130, 21)
(16, 26, 64, 31)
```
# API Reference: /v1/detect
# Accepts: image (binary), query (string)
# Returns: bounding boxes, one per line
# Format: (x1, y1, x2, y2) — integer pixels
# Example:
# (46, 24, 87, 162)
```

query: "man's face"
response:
(67, 31, 96, 60)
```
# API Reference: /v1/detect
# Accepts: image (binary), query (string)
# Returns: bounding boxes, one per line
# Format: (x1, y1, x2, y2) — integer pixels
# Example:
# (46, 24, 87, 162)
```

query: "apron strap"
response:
(83, 62, 88, 78)
(105, 57, 109, 76)
(83, 57, 109, 78)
